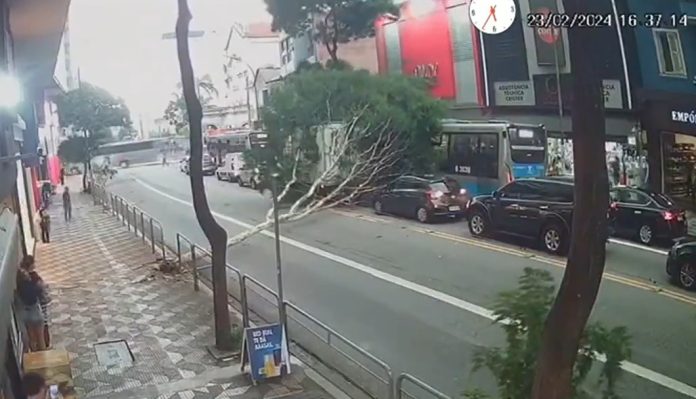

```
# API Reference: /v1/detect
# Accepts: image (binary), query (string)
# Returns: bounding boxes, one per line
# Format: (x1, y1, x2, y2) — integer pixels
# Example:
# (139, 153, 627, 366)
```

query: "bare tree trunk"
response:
(531, 2, 610, 398)
(176, 0, 234, 350)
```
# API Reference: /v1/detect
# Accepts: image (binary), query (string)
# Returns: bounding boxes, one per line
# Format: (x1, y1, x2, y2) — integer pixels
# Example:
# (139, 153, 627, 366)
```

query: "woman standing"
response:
(16, 256, 47, 351)
(22, 257, 51, 348)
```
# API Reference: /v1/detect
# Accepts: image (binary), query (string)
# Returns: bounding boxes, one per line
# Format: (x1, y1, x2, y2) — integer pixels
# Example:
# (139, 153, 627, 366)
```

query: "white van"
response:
(216, 152, 246, 182)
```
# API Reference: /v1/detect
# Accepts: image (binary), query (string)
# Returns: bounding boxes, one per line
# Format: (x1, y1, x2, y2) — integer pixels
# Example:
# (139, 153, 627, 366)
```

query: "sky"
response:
(68, 0, 270, 132)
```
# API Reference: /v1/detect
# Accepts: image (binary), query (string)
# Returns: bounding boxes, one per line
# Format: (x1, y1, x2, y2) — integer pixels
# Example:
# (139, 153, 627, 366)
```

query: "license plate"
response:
(449, 206, 461, 212)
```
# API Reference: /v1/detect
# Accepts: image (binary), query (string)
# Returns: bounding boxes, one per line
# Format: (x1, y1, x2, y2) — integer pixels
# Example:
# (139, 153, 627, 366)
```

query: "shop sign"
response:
(672, 110, 696, 125)
(494, 81, 535, 106)
(242, 323, 291, 382)
(602, 80, 623, 110)
(529, 0, 566, 66)
(413, 63, 439, 79)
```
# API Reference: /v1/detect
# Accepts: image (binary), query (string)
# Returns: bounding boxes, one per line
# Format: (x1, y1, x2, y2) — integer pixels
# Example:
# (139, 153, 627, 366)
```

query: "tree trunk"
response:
(531, 2, 610, 398)
(176, 0, 234, 350)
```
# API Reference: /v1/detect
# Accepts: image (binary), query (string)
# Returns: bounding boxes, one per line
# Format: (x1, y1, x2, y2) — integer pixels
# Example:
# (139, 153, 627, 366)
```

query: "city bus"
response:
(437, 120, 548, 196)
(94, 138, 177, 168)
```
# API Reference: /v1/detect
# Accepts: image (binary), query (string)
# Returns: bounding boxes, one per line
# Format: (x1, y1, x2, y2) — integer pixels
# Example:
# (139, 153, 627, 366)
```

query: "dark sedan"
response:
(610, 186, 687, 246)
(373, 176, 469, 223)
(666, 237, 696, 289)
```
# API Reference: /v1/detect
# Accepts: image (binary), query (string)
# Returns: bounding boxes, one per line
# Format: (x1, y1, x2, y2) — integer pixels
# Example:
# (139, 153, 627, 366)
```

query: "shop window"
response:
(653, 29, 687, 77)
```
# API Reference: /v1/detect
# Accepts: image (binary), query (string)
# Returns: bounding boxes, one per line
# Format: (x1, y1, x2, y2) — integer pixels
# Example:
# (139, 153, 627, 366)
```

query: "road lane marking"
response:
(133, 177, 696, 398)
(609, 238, 669, 255)
(331, 208, 696, 307)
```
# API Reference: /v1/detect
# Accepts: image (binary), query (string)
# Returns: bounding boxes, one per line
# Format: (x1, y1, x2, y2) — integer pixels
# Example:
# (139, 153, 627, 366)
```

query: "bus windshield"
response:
(508, 127, 546, 164)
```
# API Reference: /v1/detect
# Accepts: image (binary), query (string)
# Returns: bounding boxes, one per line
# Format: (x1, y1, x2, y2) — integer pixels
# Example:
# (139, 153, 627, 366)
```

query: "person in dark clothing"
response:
(16, 257, 46, 351)
(20, 256, 51, 349)
(59, 167, 65, 186)
(22, 372, 48, 399)
(62, 186, 72, 222)
(39, 208, 50, 243)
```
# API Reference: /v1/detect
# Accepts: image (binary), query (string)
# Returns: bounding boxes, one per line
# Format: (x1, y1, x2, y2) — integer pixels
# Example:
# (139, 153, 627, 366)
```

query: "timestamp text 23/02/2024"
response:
(526, 12, 688, 29)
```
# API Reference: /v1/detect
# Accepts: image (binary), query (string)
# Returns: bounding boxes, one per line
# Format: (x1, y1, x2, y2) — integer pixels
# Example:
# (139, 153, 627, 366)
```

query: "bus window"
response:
(449, 133, 499, 179)
(509, 127, 546, 164)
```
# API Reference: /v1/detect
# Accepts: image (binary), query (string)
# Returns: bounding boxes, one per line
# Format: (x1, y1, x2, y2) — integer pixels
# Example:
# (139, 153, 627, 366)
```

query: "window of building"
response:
(653, 29, 687, 77)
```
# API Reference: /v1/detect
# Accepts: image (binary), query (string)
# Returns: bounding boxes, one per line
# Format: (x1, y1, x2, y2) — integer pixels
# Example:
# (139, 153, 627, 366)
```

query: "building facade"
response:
(0, 0, 70, 396)
(376, 0, 642, 179)
(621, 0, 696, 199)
(223, 22, 282, 128)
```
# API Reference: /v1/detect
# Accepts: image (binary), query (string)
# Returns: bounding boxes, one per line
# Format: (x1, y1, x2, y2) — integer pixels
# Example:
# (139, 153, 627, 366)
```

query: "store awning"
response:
(10, 0, 71, 90)
(0, 209, 21, 373)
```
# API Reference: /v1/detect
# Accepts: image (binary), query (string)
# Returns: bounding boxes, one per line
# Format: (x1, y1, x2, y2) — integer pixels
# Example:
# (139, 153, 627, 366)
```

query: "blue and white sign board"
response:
(242, 323, 291, 382)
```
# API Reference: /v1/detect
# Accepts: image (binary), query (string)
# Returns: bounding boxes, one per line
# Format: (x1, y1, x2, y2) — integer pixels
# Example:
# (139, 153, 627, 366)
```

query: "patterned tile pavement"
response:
(33, 180, 331, 399)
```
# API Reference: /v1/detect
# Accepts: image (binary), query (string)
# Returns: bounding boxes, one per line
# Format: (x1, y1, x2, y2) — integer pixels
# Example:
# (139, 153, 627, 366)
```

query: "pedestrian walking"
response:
(59, 166, 65, 186)
(162, 153, 168, 166)
(22, 372, 48, 399)
(62, 186, 72, 222)
(16, 257, 46, 351)
(39, 208, 50, 243)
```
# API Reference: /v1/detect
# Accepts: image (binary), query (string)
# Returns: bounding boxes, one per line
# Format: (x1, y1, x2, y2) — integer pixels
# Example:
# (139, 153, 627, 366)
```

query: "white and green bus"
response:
(94, 138, 183, 168)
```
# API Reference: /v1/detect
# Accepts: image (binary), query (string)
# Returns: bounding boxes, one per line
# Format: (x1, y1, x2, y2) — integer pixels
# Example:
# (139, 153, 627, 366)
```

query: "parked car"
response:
(372, 176, 469, 223)
(216, 152, 246, 182)
(179, 154, 215, 176)
(238, 165, 262, 189)
(202, 153, 216, 176)
(609, 186, 686, 246)
(666, 236, 696, 289)
(465, 178, 614, 255)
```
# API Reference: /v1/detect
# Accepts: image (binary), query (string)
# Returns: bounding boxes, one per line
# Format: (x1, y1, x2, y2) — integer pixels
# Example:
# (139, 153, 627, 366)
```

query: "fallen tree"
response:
(227, 114, 406, 247)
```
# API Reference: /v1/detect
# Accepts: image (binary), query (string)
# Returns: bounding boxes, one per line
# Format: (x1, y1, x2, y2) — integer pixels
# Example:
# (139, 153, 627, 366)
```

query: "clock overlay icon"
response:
(469, 0, 517, 35)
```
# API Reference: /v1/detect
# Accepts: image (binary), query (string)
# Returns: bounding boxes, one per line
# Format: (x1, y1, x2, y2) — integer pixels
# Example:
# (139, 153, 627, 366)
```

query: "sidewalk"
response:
(34, 180, 330, 399)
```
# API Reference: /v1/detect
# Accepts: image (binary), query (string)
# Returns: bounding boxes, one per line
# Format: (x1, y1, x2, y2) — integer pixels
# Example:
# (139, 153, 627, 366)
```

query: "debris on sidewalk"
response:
(34, 180, 333, 399)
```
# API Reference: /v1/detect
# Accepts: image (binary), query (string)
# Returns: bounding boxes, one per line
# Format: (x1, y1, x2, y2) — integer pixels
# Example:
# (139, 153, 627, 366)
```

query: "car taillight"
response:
(663, 211, 675, 221)
(428, 190, 444, 200)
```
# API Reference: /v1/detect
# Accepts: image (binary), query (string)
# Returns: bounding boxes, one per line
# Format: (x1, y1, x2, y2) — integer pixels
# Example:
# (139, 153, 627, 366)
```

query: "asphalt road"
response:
(105, 165, 696, 399)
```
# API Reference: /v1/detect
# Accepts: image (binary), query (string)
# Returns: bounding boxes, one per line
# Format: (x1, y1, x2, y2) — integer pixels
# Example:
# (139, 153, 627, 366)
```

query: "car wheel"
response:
(679, 263, 696, 290)
(468, 210, 489, 237)
(416, 207, 430, 223)
(119, 160, 129, 168)
(637, 224, 654, 246)
(374, 200, 384, 214)
(541, 223, 567, 255)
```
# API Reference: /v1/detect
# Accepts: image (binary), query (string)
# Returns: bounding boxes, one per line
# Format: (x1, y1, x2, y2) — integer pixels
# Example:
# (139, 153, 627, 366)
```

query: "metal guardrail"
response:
(396, 374, 452, 399)
(90, 182, 450, 399)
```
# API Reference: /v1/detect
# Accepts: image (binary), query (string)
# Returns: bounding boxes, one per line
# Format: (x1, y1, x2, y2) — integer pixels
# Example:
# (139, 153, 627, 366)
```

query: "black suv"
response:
(465, 178, 609, 255)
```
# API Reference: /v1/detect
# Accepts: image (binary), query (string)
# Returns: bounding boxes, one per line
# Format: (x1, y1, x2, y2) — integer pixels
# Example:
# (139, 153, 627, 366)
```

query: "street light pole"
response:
(271, 172, 286, 328)
(245, 72, 252, 128)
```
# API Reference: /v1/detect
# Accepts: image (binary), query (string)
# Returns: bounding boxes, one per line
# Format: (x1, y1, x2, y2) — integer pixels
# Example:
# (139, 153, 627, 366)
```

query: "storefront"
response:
(0, 210, 25, 399)
(641, 92, 696, 203)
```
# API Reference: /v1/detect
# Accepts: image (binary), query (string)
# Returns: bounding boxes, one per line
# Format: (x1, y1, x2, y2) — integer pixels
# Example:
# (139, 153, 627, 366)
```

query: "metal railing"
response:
(89, 182, 450, 399)
(396, 374, 452, 399)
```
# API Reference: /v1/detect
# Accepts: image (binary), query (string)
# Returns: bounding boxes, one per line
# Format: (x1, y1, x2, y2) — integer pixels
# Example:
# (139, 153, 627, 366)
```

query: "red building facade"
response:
(375, 0, 487, 107)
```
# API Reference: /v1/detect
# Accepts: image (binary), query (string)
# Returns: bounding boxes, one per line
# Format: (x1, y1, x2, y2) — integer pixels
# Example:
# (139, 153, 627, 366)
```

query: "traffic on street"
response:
(106, 164, 696, 399)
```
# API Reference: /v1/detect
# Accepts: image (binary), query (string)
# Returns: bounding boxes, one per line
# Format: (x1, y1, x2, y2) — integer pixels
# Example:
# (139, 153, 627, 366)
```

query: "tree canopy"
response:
(164, 75, 218, 135)
(264, 0, 398, 61)
(55, 82, 132, 135)
(255, 68, 445, 183)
